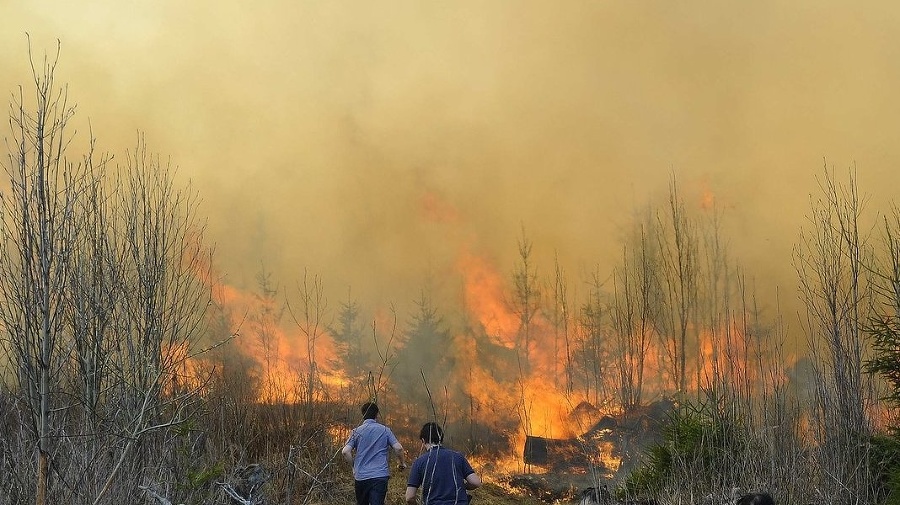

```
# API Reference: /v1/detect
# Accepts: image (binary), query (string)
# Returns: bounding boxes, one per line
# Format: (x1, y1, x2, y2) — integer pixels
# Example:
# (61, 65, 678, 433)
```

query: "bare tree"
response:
(551, 252, 572, 394)
(65, 138, 117, 430)
(0, 41, 220, 505)
(511, 226, 540, 371)
(611, 217, 661, 412)
(88, 135, 215, 504)
(697, 204, 729, 395)
(251, 264, 285, 401)
(0, 43, 86, 505)
(795, 164, 876, 503)
(657, 176, 698, 396)
(287, 269, 329, 410)
(577, 268, 607, 405)
(368, 306, 400, 402)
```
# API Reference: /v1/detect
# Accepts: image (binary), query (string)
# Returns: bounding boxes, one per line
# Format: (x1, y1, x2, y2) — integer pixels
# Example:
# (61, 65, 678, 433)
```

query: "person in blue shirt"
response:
(405, 422, 481, 505)
(342, 402, 408, 505)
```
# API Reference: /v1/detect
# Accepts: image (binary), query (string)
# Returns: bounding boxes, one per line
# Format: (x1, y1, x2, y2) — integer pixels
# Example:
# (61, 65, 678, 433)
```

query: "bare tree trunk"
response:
(0, 43, 83, 505)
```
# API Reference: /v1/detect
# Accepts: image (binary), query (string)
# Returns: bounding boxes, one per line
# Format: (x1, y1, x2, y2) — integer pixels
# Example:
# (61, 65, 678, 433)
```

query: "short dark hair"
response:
(419, 422, 443, 444)
(361, 402, 379, 419)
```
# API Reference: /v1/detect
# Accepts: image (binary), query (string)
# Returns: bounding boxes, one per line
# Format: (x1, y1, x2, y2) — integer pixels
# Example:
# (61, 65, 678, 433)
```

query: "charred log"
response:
(524, 436, 594, 469)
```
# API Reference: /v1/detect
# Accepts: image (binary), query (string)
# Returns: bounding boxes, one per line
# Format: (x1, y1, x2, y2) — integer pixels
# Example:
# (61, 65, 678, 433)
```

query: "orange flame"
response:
(456, 248, 519, 347)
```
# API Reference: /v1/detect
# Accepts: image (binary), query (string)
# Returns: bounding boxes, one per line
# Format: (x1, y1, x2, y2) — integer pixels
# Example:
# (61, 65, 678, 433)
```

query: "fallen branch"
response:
(138, 485, 180, 505)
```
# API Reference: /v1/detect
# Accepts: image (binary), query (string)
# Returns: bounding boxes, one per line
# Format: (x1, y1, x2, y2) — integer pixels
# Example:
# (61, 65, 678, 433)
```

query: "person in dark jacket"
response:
(405, 422, 481, 505)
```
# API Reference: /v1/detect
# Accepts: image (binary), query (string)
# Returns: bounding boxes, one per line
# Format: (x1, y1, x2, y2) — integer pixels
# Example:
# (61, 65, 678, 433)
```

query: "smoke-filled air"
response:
(2, 2, 900, 505)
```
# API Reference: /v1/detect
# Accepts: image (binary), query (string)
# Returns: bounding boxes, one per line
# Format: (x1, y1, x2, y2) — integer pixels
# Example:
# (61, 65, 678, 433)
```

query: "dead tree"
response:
(0, 42, 86, 505)
(657, 176, 698, 397)
(66, 148, 117, 431)
(612, 217, 662, 412)
(795, 164, 875, 503)
(1, 41, 218, 505)
(287, 269, 330, 411)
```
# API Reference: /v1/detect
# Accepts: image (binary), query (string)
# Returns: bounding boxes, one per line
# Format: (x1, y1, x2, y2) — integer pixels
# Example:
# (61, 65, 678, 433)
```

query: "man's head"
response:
(361, 402, 379, 420)
(419, 422, 444, 444)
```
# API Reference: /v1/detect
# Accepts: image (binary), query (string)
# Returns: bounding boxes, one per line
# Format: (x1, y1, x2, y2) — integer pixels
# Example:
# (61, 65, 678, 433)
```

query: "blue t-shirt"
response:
(345, 419, 400, 480)
(407, 446, 476, 505)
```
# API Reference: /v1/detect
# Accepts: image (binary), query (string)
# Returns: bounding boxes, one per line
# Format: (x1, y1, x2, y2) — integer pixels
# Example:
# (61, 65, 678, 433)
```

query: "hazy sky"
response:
(3, 1, 900, 320)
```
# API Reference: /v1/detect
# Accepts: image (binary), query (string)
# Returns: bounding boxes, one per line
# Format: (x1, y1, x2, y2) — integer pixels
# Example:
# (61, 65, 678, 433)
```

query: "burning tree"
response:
(511, 227, 541, 374)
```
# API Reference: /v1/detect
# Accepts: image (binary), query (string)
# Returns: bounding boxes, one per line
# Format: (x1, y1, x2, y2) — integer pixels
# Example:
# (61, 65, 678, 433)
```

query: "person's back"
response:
(406, 423, 481, 505)
(348, 418, 394, 479)
(410, 446, 473, 504)
(342, 402, 407, 505)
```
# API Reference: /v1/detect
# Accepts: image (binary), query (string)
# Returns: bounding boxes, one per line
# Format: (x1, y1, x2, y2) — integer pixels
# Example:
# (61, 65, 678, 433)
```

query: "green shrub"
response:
(618, 400, 748, 501)
(870, 432, 900, 505)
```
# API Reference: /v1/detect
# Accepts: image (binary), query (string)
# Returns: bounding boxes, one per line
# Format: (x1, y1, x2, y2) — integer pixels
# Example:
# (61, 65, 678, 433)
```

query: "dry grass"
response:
(379, 476, 546, 505)
(302, 471, 545, 505)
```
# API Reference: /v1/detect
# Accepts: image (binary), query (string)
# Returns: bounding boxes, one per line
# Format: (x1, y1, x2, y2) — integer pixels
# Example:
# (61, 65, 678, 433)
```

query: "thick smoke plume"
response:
(3, 1, 899, 446)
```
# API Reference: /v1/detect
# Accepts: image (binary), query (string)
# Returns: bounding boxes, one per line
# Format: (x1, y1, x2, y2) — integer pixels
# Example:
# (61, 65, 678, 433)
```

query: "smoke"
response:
(3, 1, 900, 354)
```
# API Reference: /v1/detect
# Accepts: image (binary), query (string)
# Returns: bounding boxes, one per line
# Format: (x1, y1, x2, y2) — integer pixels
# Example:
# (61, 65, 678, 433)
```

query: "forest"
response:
(2, 49, 900, 505)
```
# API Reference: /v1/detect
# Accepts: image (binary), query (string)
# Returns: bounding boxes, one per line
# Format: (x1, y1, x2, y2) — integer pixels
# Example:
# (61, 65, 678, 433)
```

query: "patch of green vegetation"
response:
(870, 432, 900, 505)
(618, 400, 747, 501)
(188, 461, 225, 489)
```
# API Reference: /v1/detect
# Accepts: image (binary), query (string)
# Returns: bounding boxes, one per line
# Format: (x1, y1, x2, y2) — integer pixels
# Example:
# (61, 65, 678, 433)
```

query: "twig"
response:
(138, 485, 175, 505)
(217, 482, 251, 505)
(420, 370, 439, 423)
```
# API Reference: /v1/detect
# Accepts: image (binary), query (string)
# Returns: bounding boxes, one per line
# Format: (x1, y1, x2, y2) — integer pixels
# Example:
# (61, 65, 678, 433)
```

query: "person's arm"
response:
(464, 472, 482, 490)
(393, 442, 408, 468)
(404, 485, 419, 504)
(460, 455, 481, 490)
(341, 444, 354, 464)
